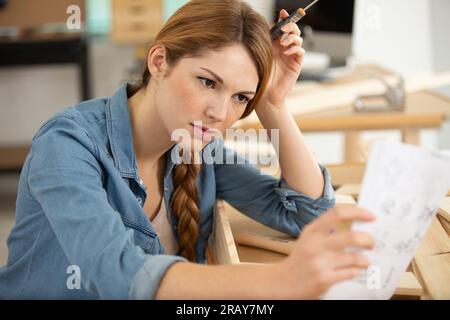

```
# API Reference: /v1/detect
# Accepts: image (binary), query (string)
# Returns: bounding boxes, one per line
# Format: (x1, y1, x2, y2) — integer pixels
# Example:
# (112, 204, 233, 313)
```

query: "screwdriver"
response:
(270, 0, 319, 40)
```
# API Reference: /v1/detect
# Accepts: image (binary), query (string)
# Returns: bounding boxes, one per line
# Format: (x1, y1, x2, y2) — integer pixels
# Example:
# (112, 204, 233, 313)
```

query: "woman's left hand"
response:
(261, 9, 305, 108)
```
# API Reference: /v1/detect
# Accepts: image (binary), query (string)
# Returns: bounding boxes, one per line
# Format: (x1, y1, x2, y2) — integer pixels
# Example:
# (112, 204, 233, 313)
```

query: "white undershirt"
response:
(150, 198, 179, 255)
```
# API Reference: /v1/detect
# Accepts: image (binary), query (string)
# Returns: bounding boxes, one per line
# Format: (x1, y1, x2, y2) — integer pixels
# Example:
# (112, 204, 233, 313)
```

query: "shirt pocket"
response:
(121, 217, 162, 255)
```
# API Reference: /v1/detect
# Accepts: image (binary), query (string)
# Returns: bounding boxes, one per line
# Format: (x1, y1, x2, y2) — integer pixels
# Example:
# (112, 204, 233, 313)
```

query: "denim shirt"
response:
(0, 83, 335, 300)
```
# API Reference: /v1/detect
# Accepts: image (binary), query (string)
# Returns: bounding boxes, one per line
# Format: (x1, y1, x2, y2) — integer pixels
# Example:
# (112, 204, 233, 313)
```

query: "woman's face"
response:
(154, 44, 260, 151)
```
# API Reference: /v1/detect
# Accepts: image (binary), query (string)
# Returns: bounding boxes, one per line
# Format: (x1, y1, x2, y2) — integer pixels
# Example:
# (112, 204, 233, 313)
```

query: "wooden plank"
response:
(236, 245, 286, 264)
(344, 131, 364, 163)
(438, 197, 450, 222)
(394, 272, 424, 297)
(416, 217, 450, 256)
(411, 261, 433, 300)
(239, 112, 444, 132)
(336, 184, 361, 199)
(208, 201, 240, 265)
(437, 215, 450, 237)
(402, 128, 421, 145)
(234, 230, 294, 256)
(412, 214, 450, 298)
(413, 253, 450, 299)
(327, 163, 366, 186)
(205, 244, 216, 265)
(335, 194, 357, 204)
(438, 198, 450, 236)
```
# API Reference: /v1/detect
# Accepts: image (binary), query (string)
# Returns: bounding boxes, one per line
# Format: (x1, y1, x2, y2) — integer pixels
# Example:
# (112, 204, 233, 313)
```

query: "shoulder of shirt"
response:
(32, 97, 109, 143)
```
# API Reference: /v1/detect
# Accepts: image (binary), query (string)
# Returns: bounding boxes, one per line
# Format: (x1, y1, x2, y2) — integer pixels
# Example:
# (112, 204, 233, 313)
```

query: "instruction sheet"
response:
(324, 141, 450, 299)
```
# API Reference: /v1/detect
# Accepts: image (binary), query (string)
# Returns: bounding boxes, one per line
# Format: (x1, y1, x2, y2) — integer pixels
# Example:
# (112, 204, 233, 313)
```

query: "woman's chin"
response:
(178, 137, 208, 154)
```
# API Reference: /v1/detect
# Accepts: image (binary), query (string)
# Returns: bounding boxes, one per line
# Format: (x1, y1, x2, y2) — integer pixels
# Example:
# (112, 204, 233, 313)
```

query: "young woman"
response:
(0, 0, 375, 299)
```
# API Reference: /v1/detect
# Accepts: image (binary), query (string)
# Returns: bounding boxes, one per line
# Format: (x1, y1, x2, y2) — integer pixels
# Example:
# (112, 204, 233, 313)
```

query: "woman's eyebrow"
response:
(199, 67, 256, 95)
(200, 67, 224, 84)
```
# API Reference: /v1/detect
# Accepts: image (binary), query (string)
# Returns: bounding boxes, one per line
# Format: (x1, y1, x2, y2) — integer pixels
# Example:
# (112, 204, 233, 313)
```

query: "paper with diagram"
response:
(324, 141, 450, 300)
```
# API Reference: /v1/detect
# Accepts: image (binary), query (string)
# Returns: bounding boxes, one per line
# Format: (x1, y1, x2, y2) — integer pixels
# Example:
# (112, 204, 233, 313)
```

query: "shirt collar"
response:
(106, 83, 180, 179)
(106, 83, 137, 177)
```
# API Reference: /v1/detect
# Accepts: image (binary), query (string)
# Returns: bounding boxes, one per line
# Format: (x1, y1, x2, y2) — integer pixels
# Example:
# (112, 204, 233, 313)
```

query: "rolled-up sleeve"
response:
(214, 144, 336, 237)
(27, 116, 186, 299)
(274, 164, 336, 230)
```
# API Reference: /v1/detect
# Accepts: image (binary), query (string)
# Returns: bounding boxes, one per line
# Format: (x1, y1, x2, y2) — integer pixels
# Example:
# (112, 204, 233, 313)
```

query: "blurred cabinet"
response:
(111, 0, 163, 44)
(0, 0, 85, 30)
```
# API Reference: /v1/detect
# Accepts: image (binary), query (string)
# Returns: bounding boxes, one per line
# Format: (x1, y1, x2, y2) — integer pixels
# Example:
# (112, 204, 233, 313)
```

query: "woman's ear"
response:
(147, 45, 170, 81)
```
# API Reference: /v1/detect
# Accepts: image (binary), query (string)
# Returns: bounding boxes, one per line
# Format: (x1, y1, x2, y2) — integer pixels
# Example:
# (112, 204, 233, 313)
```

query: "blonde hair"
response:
(130, 0, 273, 261)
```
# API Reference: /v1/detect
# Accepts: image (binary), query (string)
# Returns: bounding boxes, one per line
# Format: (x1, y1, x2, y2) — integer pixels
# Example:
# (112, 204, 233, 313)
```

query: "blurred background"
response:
(1, 0, 450, 266)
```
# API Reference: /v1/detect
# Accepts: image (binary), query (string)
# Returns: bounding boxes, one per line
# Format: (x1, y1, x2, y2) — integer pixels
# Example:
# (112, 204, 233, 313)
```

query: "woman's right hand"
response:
(274, 205, 376, 299)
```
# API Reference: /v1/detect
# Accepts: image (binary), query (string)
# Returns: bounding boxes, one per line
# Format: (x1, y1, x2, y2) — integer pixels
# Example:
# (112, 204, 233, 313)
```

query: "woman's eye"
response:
(235, 95, 250, 104)
(198, 77, 215, 89)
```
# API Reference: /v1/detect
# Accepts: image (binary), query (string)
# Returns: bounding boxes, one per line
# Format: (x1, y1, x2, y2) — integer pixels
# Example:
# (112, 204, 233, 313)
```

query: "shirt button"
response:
(164, 187, 169, 192)
(136, 197, 143, 205)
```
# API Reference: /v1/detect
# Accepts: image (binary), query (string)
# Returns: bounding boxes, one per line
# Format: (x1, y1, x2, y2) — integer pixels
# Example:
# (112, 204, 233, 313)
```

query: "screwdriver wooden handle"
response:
(233, 230, 295, 256)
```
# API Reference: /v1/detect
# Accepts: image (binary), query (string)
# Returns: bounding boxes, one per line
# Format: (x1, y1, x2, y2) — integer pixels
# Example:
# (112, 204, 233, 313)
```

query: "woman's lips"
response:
(191, 123, 212, 141)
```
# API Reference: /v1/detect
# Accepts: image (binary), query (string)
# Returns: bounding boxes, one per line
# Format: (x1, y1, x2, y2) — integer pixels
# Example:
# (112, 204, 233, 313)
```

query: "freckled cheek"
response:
(171, 81, 206, 116)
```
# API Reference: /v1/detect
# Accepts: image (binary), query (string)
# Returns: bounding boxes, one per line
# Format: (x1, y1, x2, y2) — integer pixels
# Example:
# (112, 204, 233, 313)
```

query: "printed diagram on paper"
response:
(324, 141, 450, 299)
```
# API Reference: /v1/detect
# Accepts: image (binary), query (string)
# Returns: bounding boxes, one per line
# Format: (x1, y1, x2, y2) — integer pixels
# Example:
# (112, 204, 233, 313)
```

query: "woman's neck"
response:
(128, 86, 175, 169)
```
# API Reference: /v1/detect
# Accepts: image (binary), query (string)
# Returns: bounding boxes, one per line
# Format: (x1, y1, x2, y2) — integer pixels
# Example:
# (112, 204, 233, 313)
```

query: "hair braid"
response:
(170, 152, 201, 261)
